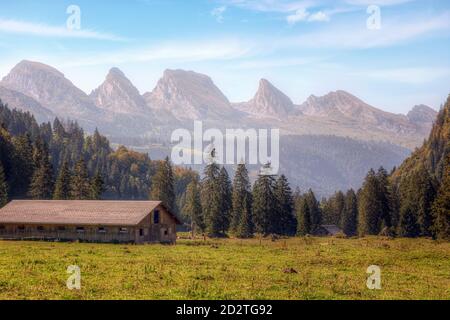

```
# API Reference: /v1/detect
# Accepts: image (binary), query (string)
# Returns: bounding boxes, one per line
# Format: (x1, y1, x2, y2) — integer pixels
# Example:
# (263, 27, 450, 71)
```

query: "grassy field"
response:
(0, 236, 448, 300)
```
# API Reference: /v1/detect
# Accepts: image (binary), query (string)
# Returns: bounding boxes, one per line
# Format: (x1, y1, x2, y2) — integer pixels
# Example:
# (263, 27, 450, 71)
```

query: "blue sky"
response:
(0, 0, 449, 113)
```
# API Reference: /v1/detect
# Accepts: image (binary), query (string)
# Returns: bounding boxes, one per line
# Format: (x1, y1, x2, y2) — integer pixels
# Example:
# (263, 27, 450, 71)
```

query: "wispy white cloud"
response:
(211, 6, 227, 23)
(287, 8, 331, 24)
(229, 56, 322, 69)
(57, 39, 253, 67)
(344, 0, 415, 6)
(281, 11, 450, 48)
(223, 0, 316, 13)
(353, 67, 450, 84)
(0, 18, 125, 41)
(287, 8, 309, 24)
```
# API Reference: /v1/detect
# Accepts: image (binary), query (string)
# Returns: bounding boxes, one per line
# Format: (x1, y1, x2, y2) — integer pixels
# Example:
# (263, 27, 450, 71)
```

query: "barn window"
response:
(0, 225, 5, 230)
(153, 210, 160, 224)
(57, 226, 66, 231)
(17, 226, 25, 232)
(98, 227, 107, 234)
(164, 229, 168, 236)
(76, 227, 85, 233)
(139, 229, 144, 236)
(37, 226, 45, 232)
(119, 227, 128, 234)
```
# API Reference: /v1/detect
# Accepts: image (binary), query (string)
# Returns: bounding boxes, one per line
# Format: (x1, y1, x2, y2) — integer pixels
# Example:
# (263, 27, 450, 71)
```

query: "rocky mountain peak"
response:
(0, 60, 99, 119)
(90, 68, 147, 114)
(144, 69, 235, 120)
(407, 104, 437, 124)
(234, 78, 294, 119)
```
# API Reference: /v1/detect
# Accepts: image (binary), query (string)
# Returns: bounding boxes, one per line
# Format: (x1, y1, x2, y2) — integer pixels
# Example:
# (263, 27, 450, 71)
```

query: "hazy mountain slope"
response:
(0, 86, 55, 123)
(279, 135, 410, 196)
(0, 61, 101, 124)
(144, 69, 237, 121)
(297, 90, 417, 135)
(233, 79, 295, 119)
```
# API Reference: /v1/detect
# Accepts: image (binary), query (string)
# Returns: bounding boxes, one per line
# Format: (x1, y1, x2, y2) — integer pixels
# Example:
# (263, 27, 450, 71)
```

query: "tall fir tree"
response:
(398, 199, 421, 237)
(150, 157, 176, 212)
(183, 179, 204, 235)
(53, 160, 71, 200)
(296, 197, 311, 236)
(305, 189, 322, 234)
(200, 161, 222, 237)
(252, 164, 277, 235)
(236, 192, 254, 238)
(70, 159, 91, 200)
(0, 163, 8, 207)
(90, 171, 106, 200)
(11, 133, 34, 197)
(431, 153, 450, 240)
(412, 165, 436, 236)
(274, 175, 296, 235)
(29, 139, 54, 199)
(376, 167, 392, 229)
(358, 169, 382, 236)
(218, 167, 232, 234)
(341, 189, 358, 236)
(230, 163, 253, 234)
(332, 191, 346, 226)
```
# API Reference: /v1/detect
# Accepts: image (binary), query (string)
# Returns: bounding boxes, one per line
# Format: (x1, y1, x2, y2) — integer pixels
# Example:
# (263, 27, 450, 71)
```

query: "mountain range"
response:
(0, 60, 440, 196)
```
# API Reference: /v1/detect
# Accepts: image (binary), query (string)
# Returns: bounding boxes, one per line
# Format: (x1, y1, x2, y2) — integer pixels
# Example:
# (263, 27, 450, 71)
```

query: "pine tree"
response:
(183, 179, 204, 235)
(413, 165, 436, 236)
(252, 164, 276, 236)
(218, 167, 232, 234)
(332, 191, 346, 226)
(235, 192, 254, 238)
(90, 171, 106, 200)
(432, 153, 450, 240)
(296, 197, 311, 236)
(29, 139, 54, 199)
(341, 189, 358, 236)
(398, 199, 421, 238)
(0, 163, 8, 207)
(53, 160, 71, 200)
(305, 189, 322, 234)
(150, 157, 176, 212)
(274, 175, 296, 235)
(200, 162, 222, 237)
(390, 184, 401, 230)
(376, 167, 392, 229)
(70, 159, 91, 200)
(358, 169, 382, 236)
(231, 163, 252, 234)
(11, 133, 34, 197)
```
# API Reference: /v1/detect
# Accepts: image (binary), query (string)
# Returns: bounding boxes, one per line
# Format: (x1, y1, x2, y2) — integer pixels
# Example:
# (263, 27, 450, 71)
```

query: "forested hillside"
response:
(0, 101, 197, 207)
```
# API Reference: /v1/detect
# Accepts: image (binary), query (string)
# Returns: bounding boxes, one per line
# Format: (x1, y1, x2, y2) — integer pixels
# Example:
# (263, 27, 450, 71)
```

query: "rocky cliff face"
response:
(144, 69, 236, 121)
(407, 104, 438, 125)
(234, 79, 294, 119)
(90, 68, 149, 115)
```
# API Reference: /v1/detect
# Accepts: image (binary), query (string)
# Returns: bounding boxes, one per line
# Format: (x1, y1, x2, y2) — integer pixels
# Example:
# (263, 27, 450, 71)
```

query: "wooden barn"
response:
(0, 200, 181, 244)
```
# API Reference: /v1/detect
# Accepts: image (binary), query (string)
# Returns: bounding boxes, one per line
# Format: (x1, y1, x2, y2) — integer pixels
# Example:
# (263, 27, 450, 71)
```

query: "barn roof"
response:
(0, 200, 180, 226)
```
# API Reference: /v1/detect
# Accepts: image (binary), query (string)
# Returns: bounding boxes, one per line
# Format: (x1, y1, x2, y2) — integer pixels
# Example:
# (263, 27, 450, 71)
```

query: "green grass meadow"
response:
(0, 236, 448, 300)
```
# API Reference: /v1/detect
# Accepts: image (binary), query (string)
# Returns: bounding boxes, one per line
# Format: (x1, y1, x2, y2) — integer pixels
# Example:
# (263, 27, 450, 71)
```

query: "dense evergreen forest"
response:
(0, 101, 198, 210)
(0, 96, 449, 240)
